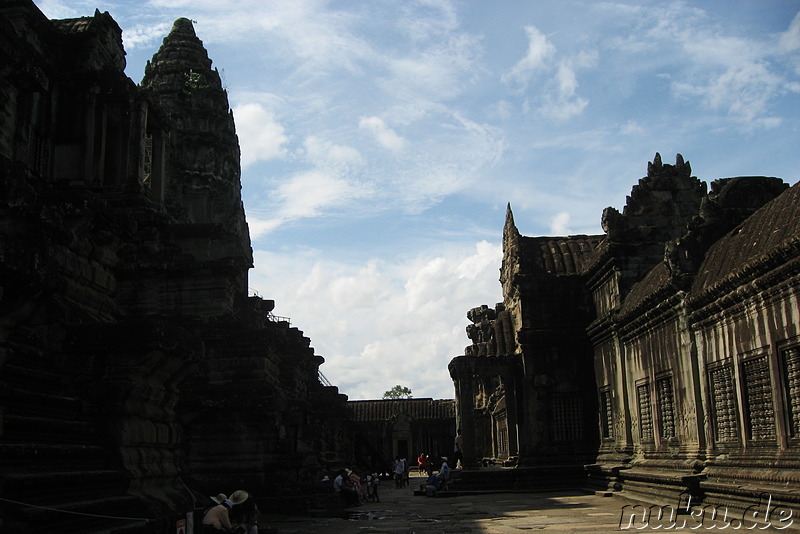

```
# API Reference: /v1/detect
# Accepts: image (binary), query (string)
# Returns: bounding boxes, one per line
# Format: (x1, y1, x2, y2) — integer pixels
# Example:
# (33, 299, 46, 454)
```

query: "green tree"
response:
(383, 385, 412, 399)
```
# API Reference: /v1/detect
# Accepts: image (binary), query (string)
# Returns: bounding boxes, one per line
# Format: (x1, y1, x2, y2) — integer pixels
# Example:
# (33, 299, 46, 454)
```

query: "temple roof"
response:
(520, 235, 603, 276)
(51, 10, 120, 36)
(691, 180, 800, 295)
(51, 17, 93, 34)
(348, 398, 455, 422)
(618, 262, 672, 318)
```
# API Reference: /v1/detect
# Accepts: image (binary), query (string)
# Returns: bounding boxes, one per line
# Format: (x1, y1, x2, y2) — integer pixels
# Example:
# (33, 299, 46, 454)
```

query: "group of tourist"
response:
(333, 468, 381, 505)
(331, 429, 465, 504)
(200, 490, 260, 534)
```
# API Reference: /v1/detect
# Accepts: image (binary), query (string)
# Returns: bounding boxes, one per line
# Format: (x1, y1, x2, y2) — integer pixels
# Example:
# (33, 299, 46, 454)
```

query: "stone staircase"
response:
(414, 465, 591, 497)
(0, 343, 153, 533)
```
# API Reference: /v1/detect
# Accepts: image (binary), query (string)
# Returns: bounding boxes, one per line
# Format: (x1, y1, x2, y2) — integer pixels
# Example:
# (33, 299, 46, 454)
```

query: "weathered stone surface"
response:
(347, 398, 456, 476)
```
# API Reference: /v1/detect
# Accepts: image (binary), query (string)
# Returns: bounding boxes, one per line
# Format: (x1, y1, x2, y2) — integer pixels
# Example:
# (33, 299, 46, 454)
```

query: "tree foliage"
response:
(382, 385, 412, 399)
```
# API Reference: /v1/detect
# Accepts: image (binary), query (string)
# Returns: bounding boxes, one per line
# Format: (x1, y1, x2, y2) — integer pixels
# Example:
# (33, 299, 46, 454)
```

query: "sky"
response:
(34, 0, 800, 400)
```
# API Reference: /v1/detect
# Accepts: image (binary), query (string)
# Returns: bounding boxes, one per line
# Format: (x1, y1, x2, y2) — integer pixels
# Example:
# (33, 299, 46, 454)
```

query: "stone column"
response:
(449, 356, 478, 469)
(150, 128, 167, 203)
(501, 366, 520, 459)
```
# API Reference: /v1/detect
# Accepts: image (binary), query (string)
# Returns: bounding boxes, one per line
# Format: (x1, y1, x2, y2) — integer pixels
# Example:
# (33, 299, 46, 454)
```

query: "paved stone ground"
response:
(259, 475, 798, 533)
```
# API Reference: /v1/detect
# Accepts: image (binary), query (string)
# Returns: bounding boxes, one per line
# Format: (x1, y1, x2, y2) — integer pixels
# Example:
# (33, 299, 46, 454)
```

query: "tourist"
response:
(366, 473, 374, 501)
(228, 490, 258, 534)
(334, 468, 359, 506)
(453, 428, 464, 468)
(417, 452, 428, 475)
(333, 469, 345, 494)
(425, 472, 441, 495)
(393, 455, 406, 488)
(437, 456, 450, 488)
(370, 472, 380, 502)
(201, 495, 236, 533)
(349, 469, 367, 503)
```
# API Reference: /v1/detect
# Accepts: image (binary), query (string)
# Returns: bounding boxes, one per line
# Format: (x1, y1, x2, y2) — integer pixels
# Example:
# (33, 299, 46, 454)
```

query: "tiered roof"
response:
(348, 398, 455, 422)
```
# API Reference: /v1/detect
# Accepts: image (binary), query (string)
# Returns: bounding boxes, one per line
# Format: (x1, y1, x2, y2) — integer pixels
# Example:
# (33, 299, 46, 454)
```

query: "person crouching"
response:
(202, 495, 236, 533)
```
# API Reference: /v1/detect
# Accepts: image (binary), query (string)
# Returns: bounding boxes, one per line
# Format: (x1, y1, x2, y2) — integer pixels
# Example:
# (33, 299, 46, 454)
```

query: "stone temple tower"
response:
(141, 17, 253, 295)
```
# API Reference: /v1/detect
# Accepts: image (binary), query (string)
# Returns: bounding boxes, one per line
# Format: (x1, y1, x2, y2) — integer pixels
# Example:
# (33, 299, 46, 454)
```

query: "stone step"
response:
(0, 442, 114, 467)
(8, 494, 152, 534)
(1, 359, 65, 389)
(0, 383, 83, 418)
(1, 469, 132, 502)
(2, 413, 98, 443)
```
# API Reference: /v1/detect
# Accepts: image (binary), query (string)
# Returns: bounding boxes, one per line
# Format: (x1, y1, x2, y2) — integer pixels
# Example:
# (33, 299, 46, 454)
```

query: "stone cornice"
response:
(617, 288, 683, 341)
(688, 237, 800, 324)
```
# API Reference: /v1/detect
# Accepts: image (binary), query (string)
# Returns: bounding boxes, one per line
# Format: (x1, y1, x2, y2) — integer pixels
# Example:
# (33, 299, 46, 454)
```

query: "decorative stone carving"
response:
(656, 376, 675, 440)
(785, 348, 800, 437)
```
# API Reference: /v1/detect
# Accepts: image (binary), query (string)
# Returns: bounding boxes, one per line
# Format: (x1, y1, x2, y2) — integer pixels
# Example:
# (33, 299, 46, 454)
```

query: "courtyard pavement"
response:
(259, 474, 799, 533)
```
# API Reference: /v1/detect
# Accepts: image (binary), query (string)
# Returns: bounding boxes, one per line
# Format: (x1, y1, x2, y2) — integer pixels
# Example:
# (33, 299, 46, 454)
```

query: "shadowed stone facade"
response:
(348, 398, 456, 475)
(0, 3, 350, 532)
(451, 154, 800, 509)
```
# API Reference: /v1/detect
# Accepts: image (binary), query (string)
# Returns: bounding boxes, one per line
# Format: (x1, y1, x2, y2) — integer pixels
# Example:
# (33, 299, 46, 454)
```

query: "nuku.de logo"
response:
(618, 493, 795, 530)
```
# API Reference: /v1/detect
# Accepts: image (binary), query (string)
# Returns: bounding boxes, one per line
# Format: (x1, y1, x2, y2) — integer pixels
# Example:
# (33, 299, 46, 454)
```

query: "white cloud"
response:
(398, 0, 459, 44)
(538, 59, 591, 121)
(619, 120, 645, 136)
(32, 0, 80, 18)
(378, 0, 481, 104)
(380, 109, 506, 214)
(233, 103, 288, 167)
(248, 240, 503, 400)
(779, 12, 800, 53)
(359, 116, 407, 152)
(502, 25, 594, 121)
(603, 3, 800, 129)
(672, 63, 786, 129)
(303, 136, 364, 168)
(550, 212, 572, 235)
(502, 25, 556, 89)
(487, 100, 513, 121)
(780, 12, 800, 76)
(255, 170, 365, 232)
(123, 22, 172, 49)
(245, 216, 280, 240)
(276, 170, 355, 217)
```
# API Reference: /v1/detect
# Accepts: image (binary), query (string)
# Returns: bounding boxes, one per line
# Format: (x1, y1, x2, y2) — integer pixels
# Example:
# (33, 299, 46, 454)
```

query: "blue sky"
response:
(35, 0, 800, 400)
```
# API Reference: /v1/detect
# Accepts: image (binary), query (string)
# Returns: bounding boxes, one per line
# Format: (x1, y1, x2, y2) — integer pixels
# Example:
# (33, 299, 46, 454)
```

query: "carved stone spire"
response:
(647, 152, 663, 177)
(141, 18, 244, 226)
(503, 203, 520, 244)
(141, 17, 252, 274)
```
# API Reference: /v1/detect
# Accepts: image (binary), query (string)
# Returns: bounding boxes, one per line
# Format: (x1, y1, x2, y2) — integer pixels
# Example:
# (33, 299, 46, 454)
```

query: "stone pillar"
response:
(83, 88, 98, 182)
(449, 356, 478, 469)
(150, 128, 167, 203)
(501, 368, 520, 459)
(613, 333, 634, 453)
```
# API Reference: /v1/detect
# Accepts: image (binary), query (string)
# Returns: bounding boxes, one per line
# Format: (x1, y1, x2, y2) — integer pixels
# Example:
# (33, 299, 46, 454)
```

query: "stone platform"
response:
(259, 475, 800, 533)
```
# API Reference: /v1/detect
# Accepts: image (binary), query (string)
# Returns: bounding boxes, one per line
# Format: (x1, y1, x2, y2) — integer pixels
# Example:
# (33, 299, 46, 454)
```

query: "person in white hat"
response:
(229, 490, 259, 534)
(436, 456, 450, 489)
(201, 493, 236, 533)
